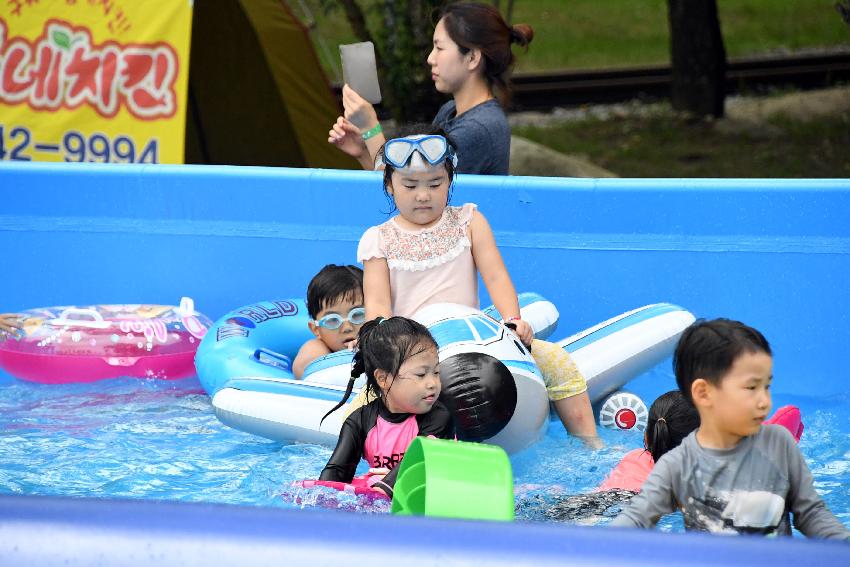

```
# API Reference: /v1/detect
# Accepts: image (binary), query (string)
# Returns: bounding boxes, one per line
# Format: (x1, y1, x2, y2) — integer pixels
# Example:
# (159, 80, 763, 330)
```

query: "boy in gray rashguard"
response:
(612, 319, 850, 540)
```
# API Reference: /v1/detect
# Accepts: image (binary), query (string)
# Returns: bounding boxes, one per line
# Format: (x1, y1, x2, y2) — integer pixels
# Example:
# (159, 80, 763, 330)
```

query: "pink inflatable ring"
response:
(0, 298, 212, 384)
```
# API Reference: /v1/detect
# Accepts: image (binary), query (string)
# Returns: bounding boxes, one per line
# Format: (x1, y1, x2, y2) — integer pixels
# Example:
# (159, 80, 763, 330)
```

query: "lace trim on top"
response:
(380, 206, 472, 272)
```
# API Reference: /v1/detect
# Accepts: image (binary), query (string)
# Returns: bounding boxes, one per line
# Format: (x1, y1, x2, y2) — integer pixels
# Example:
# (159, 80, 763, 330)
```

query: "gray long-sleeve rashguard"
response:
(612, 424, 850, 540)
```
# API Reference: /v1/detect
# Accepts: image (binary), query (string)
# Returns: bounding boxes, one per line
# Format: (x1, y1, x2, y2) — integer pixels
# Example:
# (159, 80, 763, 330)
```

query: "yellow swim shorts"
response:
(530, 339, 588, 401)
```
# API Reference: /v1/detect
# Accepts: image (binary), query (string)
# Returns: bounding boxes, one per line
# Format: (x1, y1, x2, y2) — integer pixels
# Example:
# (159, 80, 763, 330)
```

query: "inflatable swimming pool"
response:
(1, 163, 848, 565)
(0, 298, 212, 383)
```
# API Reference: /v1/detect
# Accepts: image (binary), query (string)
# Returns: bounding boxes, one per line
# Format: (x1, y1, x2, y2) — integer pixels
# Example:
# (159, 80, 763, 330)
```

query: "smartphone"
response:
(340, 41, 382, 104)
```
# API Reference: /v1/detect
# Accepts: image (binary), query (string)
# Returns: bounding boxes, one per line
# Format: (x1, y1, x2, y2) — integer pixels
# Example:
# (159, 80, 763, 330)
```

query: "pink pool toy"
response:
(764, 404, 804, 442)
(293, 474, 390, 501)
(0, 297, 212, 384)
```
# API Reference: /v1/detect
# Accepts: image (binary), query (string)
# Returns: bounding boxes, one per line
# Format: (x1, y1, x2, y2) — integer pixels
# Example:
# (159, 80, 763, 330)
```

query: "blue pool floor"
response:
(1, 367, 848, 533)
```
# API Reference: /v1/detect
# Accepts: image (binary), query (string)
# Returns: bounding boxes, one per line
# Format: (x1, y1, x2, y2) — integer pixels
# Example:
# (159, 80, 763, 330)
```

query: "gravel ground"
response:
(508, 85, 850, 129)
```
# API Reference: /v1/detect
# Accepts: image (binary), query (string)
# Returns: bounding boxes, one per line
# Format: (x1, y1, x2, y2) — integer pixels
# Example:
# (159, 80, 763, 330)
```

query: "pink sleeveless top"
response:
(357, 204, 479, 318)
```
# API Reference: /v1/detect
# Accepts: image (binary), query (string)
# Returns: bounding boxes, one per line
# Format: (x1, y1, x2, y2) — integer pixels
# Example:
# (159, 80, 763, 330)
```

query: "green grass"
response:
(289, 0, 850, 78)
(511, 0, 850, 72)
(512, 105, 850, 177)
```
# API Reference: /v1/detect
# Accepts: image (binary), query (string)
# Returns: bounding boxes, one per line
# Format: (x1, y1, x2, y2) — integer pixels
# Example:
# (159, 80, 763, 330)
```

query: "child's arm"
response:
(416, 401, 455, 439)
(363, 257, 393, 320)
(468, 211, 533, 346)
(610, 452, 678, 529)
(292, 338, 332, 379)
(319, 411, 366, 484)
(783, 429, 850, 539)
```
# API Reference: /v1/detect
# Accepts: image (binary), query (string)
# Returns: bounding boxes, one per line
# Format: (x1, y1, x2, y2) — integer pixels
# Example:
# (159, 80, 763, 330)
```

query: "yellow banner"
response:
(0, 0, 192, 164)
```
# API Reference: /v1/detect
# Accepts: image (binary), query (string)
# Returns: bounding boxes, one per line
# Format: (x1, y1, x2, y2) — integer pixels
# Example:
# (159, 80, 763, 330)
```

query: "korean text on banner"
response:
(0, 0, 193, 164)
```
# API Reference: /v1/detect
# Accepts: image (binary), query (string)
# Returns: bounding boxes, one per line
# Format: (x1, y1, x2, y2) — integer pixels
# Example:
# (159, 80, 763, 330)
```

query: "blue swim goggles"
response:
(314, 307, 367, 330)
(379, 135, 458, 169)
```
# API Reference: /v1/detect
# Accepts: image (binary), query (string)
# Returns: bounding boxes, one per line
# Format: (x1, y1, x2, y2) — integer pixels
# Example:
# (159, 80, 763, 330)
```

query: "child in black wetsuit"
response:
(319, 317, 454, 497)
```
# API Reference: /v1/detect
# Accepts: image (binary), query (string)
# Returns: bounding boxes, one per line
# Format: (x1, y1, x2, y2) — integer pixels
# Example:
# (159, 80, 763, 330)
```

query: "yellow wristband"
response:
(361, 123, 383, 140)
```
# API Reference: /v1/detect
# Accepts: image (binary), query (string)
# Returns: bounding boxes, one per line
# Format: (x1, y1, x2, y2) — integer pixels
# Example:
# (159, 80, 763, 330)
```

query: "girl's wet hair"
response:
(436, 2, 534, 106)
(673, 318, 772, 404)
(645, 390, 700, 463)
(377, 127, 457, 214)
(320, 316, 438, 423)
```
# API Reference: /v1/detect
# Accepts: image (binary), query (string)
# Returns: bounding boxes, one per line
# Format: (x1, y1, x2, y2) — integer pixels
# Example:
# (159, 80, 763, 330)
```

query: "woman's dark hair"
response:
(645, 390, 700, 462)
(320, 317, 438, 423)
(673, 318, 772, 404)
(436, 2, 534, 105)
(377, 127, 457, 214)
(306, 264, 363, 319)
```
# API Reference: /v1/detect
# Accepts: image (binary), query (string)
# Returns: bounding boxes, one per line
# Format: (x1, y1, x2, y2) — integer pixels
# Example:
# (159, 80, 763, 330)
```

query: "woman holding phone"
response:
(329, 2, 534, 175)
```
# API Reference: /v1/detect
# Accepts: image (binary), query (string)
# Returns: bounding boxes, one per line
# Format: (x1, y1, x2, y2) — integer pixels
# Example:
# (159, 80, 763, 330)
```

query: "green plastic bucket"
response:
(391, 437, 514, 521)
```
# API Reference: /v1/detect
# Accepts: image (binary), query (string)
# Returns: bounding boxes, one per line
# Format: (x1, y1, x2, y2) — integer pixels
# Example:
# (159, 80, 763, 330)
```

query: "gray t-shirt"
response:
(432, 99, 510, 175)
(612, 424, 850, 539)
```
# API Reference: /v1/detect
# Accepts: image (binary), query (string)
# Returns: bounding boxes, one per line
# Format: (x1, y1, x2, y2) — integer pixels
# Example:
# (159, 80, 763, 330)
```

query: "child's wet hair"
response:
(306, 264, 363, 319)
(673, 318, 772, 404)
(377, 127, 457, 214)
(645, 390, 700, 462)
(320, 316, 439, 423)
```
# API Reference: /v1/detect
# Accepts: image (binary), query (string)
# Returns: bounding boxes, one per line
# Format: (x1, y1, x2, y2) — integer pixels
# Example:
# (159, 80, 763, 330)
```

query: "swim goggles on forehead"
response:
(380, 135, 458, 169)
(314, 307, 367, 330)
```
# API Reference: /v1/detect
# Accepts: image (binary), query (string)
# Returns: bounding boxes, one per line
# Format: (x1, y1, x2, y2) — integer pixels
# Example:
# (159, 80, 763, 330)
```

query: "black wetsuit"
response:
(320, 399, 454, 497)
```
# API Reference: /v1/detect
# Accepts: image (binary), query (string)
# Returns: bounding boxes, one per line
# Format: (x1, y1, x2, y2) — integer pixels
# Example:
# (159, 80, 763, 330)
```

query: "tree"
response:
(667, 0, 727, 118)
(837, 1, 850, 27)
(327, 0, 448, 124)
(491, 1, 515, 23)
(375, 0, 447, 123)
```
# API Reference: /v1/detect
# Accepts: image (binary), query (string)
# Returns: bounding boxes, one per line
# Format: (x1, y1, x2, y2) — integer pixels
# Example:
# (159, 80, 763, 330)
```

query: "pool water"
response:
(1, 369, 849, 533)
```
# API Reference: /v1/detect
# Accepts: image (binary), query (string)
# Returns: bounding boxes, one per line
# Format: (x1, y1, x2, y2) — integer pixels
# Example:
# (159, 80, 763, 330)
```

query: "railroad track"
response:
(509, 51, 850, 110)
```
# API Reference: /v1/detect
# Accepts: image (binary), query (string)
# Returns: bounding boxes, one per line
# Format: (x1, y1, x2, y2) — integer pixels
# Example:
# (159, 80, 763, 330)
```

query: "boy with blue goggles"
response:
(293, 265, 366, 379)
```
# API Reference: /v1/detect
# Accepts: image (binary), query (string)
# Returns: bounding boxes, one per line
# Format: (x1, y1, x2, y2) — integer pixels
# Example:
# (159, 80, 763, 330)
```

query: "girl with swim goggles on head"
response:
(355, 133, 601, 446)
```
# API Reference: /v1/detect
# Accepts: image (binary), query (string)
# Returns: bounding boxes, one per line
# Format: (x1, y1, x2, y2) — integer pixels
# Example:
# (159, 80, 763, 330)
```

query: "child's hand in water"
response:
(0, 314, 23, 340)
(367, 468, 391, 496)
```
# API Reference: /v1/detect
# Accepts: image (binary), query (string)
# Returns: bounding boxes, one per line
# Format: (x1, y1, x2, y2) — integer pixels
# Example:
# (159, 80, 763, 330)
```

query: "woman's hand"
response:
(511, 319, 534, 347)
(328, 116, 368, 159)
(342, 84, 379, 131)
(0, 314, 23, 340)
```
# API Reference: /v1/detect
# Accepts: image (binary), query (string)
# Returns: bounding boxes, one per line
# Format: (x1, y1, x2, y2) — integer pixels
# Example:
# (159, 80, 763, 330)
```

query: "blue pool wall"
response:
(1, 163, 848, 398)
(2, 494, 849, 566)
(1, 163, 849, 565)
